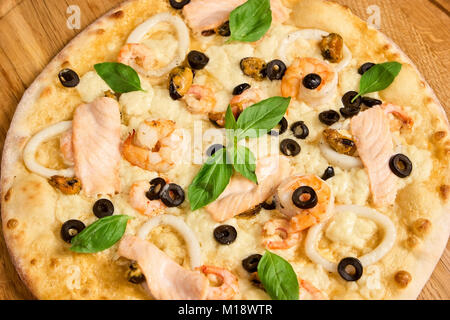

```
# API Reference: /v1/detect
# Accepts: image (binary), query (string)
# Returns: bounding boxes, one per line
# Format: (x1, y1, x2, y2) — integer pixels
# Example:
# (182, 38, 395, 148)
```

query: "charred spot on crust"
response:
(49, 258, 60, 268)
(411, 218, 431, 237)
(6, 219, 18, 229)
(394, 270, 412, 288)
(110, 10, 124, 19)
(4, 188, 12, 202)
(433, 131, 447, 141)
(405, 235, 419, 249)
(439, 185, 450, 200)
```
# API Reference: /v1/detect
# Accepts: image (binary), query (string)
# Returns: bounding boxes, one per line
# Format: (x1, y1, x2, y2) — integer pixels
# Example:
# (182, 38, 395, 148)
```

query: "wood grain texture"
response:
(0, 0, 448, 300)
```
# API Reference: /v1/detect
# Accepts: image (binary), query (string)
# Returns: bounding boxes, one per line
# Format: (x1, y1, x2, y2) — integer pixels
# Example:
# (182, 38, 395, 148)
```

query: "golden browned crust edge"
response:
(1, 0, 448, 299)
(0, 0, 139, 299)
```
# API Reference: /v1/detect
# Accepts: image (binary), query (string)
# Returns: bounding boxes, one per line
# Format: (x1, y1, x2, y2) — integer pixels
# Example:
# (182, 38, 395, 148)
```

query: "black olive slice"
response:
(169, 0, 190, 9)
(290, 121, 309, 139)
(58, 69, 80, 88)
(280, 139, 301, 157)
(389, 154, 413, 178)
(340, 106, 361, 118)
(187, 50, 210, 70)
(160, 183, 185, 207)
(358, 62, 376, 75)
(146, 177, 167, 200)
(217, 21, 231, 37)
(214, 225, 237, 245)
(342, 91, 362, 109)
(61, 220, 86, 243)
(319, 110, 340, 126)
(268, 117, 288, 136)
(266, 59, 287, 81)
(261, 196, 276, 210)
(292, 186, 318, 209)
(362, 97, 382, 108)
(321, 166, 335, 181)
(242, 254, 263, 273)
(302, 73, 322, 89)
(206, 144, 225, 157)
(232, 83, 251, 96)
(93, 199, 114, 218)
(337, 257, 363, 281)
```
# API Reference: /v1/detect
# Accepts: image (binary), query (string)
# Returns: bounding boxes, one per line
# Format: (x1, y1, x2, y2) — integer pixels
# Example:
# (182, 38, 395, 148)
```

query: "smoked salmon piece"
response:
(118, 235, 209, 300)
(182, 0, 290, 33)
(206, 155, 292, 222)
(350, 106, 397, 206)
(72, 97, 121, 197)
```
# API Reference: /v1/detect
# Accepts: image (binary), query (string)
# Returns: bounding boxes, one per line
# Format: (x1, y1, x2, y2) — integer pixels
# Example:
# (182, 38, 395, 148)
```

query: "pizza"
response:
(1, 0, 449, 300)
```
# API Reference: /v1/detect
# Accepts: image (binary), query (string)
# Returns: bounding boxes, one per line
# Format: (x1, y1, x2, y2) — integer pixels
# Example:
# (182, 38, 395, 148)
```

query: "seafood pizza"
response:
(1, 0, 449, 300)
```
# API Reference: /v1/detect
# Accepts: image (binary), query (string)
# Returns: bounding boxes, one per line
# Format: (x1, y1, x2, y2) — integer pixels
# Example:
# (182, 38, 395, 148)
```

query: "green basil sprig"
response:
(70, 215, 132, 253)
(232, 145, 257, 184)
(188, 96, 290, 210)
(235, 96, 290, 140)
(188, 148, 233, 211)
(229, 0, 272, 42)
(351, 61, 402, 102)
(94, 62, 144, 93)
(257, 251, 299, 300)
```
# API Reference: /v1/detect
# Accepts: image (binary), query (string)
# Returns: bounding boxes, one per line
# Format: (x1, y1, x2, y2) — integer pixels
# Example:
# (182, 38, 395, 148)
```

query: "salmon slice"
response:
(350, 106, 397, 206)
(206, 155, 292, 222)
(72, 97, 121, 197)
(183, 0, 290, 33)
(118, 235, 209, 300)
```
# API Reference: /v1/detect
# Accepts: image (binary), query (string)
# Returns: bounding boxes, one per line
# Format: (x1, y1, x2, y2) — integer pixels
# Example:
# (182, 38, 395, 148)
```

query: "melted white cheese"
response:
(120, 77, 154, 117)
(76, 71, 110, 103)
(325, 210, 377, 249)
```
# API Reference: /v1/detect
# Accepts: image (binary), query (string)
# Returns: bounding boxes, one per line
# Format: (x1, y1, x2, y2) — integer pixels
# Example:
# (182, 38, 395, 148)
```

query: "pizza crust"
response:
(1, 0, 449, 299)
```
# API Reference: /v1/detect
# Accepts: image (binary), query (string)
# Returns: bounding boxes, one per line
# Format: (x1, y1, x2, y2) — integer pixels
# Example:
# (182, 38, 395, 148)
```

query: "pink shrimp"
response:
(122, 119, 183, 173)
(262, 218, 302, 250)
(275, 174, 334, 233)
(118, 43, 157, 77)
(210, 88, 264, 127)
(298, 279, 327, 300)
(128, 180, 166, 216)
(198, 265, 240, 300)
(183, 85, 216, 114)
(381, 102, 414, 130)
(281, 57, 337, 107)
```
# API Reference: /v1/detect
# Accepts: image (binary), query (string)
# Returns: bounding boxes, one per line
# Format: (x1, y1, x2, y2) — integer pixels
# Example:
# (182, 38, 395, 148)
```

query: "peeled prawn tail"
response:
(198, 265, 240, 300)
(122, 131, 151, 170)
(299, 279, 327, 300)
(382, 103, 414, 129)
(262, 219, 302, 250)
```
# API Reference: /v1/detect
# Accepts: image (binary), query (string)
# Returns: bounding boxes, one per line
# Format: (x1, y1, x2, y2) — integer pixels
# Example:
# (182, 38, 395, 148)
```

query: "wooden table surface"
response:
(0, 0, 449, 300)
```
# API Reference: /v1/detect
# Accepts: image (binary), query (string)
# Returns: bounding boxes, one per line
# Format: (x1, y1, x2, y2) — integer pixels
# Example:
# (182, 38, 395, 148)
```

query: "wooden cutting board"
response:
(0, 0, 448, 300)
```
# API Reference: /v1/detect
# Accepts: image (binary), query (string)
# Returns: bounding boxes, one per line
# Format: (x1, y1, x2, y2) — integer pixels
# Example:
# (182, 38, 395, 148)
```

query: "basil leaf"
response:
(353, 61, 402, 101)
(236, 96, 290, 140)
(70, 215, 132, 253)
(94, 62, 144, 93)
(225, 105, 237, 147)
(188, 148, 233, 211)
(232, 145, 257, 184)
(225, 105, 237, 130)
(229, 0, 272, 42)
(258, 251, 299, 300)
